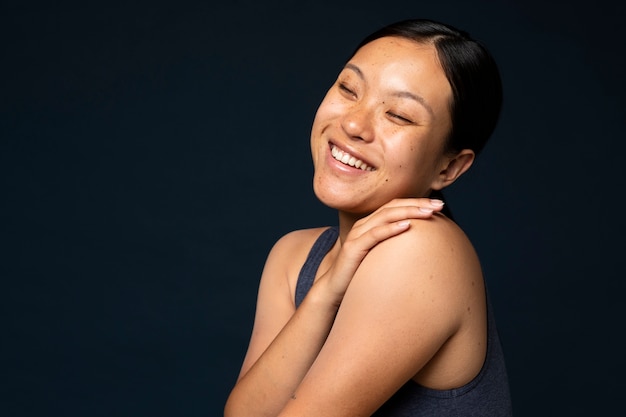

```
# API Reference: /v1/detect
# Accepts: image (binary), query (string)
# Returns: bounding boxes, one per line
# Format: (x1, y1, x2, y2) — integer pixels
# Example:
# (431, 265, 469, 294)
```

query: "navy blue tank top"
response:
(295, 227, 513, 416)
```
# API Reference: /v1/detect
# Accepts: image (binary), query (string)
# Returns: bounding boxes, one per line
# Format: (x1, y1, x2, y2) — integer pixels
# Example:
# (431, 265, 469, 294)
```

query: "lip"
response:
(327, 141, 376, 172)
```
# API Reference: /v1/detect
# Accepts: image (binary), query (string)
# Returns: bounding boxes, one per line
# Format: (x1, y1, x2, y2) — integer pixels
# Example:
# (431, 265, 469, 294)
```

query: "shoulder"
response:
(262, 227, 335, 296)
(368, 213, 480, 273)
(271, 227, 331, 251)
(349, 213, 483, 323)
(267, 227, 332, 264)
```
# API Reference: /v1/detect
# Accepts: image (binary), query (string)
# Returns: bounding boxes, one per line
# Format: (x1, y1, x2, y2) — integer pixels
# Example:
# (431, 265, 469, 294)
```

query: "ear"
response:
(431, 149, 475, 190)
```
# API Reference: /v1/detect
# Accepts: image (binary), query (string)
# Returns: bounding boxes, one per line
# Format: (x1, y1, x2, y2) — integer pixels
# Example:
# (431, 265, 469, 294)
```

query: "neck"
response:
(337, 210, 369, 245)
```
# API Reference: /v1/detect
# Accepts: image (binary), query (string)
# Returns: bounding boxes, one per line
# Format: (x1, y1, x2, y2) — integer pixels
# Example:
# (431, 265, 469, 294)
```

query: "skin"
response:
(224, 37, 486, 417)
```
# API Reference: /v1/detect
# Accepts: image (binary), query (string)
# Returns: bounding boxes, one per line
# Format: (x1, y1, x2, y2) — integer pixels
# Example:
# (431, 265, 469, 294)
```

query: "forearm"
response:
(224, 282, 338, 417)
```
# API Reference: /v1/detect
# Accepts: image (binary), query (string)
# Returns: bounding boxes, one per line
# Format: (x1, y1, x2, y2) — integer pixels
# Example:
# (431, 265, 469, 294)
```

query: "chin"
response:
(313, 183, 377, 215)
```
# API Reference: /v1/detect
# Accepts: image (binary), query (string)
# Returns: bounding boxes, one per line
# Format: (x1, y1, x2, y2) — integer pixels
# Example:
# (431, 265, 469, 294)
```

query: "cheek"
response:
(311, 96, 342, 145)
(310, 106, 331, 164)
(313, 91, 346, 125)
(387, 141, 439, 183)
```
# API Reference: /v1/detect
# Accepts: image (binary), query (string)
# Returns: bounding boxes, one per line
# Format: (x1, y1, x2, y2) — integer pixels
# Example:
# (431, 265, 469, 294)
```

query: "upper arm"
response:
(238, 229, 321, 379)
(280, 218, 481, 416)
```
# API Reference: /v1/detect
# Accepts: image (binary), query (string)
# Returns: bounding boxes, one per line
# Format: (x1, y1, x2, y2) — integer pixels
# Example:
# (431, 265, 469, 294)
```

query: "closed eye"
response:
(387, 111, 414, 124)
(338, 83, 357, 98)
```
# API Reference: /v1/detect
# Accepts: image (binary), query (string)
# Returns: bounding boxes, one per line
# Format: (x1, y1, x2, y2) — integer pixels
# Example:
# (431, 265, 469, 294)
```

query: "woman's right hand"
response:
(316, 198, 445, 307)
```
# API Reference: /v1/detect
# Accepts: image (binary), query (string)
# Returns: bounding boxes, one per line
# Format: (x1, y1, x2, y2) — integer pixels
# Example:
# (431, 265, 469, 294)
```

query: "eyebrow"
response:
(344, 63, 434, 117)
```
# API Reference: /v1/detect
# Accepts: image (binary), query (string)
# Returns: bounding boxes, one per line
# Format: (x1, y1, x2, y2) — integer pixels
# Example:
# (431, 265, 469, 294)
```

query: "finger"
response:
(351, 220, 412, 252)
(341, 219, 412, 264)
(353, 204, 437, 232)
(379, 197, 445, 211)
(360, 198, 444, 224)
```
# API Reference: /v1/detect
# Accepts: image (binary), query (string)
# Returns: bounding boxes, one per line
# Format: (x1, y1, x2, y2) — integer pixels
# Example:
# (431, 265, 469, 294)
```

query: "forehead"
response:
(349, 37, 448, 84)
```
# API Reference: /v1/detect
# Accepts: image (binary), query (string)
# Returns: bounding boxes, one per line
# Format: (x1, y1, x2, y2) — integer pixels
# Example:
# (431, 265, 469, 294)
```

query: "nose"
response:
(340, 103, 374, 142)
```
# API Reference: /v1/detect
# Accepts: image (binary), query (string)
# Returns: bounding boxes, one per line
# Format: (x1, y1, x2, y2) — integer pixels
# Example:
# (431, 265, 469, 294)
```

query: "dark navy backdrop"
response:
(2, 1, 624, 415)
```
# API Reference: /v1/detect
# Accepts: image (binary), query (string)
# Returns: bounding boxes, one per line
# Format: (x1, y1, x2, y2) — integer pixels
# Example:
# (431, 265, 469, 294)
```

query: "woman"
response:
(224, 18, 511, 416)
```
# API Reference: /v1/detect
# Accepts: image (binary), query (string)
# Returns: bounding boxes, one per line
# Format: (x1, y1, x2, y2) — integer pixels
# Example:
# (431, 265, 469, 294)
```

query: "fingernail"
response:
(429, 199, 444, 206)
(419, 207, 434, 213)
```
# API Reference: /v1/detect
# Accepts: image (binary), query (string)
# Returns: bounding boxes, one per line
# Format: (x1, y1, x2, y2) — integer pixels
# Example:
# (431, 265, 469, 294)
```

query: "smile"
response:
(330, 145, 375, 171)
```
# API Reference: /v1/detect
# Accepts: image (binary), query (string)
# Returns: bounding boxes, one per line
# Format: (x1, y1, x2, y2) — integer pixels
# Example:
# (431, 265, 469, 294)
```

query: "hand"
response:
(317, 198, 444, 307)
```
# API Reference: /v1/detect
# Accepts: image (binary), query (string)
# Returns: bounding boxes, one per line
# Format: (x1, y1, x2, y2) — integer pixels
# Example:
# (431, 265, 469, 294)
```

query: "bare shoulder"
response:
(352, 213, 484, 319)
(263, 227, 334, 295)
(271, 227, 331, 254)
(371, 213, 481, 274)
(267, 227, 331, 267)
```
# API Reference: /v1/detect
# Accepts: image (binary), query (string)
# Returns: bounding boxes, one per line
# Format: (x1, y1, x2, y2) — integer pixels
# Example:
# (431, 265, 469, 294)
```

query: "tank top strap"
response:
(295, 226, 339, 308)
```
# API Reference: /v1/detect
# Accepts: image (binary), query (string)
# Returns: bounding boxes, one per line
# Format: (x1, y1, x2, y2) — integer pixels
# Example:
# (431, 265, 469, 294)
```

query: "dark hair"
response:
(354, 19, 503, 156)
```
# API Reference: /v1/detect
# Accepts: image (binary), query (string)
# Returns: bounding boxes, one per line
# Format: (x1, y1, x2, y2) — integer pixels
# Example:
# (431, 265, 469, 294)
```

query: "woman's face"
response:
(310, 36, 455, 215)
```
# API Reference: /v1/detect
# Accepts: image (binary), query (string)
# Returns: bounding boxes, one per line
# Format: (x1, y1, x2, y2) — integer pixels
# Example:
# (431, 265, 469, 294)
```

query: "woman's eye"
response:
(338, 83, 356, 97)
(387, 112, 413, 124)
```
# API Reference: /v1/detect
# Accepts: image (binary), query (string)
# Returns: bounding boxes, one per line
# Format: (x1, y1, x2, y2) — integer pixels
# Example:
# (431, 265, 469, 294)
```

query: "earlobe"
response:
(431, 149, 475, 190)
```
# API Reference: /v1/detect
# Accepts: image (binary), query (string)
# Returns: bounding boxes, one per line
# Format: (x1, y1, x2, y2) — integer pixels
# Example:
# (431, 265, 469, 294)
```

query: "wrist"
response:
(305, 278, 343, 313)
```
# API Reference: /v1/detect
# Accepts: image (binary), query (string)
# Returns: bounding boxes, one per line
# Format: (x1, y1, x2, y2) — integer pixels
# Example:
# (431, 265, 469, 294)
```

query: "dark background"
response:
(2, 0, 624, 415)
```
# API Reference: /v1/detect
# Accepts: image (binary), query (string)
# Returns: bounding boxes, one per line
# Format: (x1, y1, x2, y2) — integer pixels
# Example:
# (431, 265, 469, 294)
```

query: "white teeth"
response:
(331, 145, 374, 171)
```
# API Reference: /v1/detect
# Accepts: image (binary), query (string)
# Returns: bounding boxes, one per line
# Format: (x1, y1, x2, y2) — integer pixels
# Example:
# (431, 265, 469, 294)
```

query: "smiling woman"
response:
(224, 18, 510, 417)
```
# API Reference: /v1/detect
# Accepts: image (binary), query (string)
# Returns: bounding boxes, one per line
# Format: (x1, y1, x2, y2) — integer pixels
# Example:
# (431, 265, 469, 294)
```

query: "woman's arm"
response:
(277, 215, 484, 416)
(224, 199, 445, 417)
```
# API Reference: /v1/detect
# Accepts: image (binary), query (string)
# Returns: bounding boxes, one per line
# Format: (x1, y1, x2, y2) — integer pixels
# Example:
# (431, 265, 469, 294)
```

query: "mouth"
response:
(330, 144, 375, 171)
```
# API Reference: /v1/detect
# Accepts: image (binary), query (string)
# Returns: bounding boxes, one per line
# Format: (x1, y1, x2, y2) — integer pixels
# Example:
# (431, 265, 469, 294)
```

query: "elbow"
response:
(223, 392, 238, 417)
(223, 389, 250, 417)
